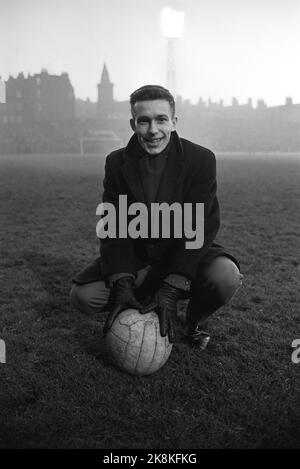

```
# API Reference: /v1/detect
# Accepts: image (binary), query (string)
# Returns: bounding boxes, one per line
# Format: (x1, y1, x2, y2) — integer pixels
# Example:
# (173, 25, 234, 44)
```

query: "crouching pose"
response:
(71, 85, 243, 349)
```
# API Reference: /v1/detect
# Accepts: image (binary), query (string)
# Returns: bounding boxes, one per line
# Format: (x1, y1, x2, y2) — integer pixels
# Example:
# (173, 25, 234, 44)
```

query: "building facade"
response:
(0, 70, 75, 124)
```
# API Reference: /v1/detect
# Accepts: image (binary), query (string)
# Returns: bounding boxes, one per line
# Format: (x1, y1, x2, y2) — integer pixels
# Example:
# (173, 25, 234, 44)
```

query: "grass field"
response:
(0, 152, 299, 449)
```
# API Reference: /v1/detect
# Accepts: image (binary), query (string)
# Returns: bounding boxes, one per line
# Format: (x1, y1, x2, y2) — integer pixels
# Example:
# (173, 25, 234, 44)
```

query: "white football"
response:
(105, 308, 173, 376)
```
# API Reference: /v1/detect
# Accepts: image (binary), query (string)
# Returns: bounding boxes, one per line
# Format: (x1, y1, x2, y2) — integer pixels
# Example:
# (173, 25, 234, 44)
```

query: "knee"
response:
(70, 281, 111, 315)
(70, 283, 95, 315)
(70, 284, 86, 312)
(205, 256, 243, 304)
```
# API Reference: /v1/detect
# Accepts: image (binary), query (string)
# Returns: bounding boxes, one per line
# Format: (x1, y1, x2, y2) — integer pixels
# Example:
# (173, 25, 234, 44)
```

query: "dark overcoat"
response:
(73, 131, 221, 285)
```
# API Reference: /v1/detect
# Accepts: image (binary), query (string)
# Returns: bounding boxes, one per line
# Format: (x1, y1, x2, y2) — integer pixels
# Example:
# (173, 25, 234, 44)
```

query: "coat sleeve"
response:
(99, 155, 138, 277)
(165, 150, 220, 280)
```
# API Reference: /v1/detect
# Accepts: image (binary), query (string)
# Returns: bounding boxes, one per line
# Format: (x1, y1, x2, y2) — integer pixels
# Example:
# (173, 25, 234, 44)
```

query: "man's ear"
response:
(130, 118, 136, 132)
(172, 115, 178, 130)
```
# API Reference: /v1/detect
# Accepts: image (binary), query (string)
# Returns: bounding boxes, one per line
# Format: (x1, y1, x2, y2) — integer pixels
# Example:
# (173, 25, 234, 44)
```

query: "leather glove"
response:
(103, 276, 141, 334)
(141, 282, 182, 343)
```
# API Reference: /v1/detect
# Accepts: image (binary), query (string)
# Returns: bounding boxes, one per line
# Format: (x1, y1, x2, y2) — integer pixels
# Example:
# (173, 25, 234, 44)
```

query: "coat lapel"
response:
(121, 134, 146, 203)
(155, 131, 184, 204)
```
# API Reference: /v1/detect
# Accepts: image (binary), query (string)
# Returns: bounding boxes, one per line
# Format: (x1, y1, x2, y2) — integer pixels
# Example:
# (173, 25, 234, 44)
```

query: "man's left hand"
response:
(141, 282, 183, 343)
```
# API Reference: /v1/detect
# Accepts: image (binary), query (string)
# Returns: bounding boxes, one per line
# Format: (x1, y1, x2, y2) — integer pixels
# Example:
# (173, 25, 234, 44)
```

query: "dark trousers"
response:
(70, 249, 243, 331)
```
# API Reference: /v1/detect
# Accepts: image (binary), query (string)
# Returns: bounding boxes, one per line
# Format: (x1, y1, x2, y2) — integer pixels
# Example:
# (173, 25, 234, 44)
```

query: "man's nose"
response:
(148, 120, 158, 135)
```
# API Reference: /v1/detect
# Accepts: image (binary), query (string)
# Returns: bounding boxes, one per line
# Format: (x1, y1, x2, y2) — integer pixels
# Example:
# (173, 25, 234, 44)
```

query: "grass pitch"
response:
(0, 152, 299, 449)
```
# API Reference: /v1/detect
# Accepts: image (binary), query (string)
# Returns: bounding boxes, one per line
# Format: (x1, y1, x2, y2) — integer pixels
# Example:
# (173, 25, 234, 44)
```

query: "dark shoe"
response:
(188, 325, 210, 350)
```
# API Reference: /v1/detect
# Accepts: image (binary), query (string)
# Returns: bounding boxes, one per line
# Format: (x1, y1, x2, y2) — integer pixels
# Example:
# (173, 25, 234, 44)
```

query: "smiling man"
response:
(71, 85, 243, 349)
(130, 98, 176, 155)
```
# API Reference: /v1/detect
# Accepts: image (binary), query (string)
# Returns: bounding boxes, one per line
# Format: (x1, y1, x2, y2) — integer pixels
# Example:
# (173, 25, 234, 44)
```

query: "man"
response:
(71, 85, 243, 349)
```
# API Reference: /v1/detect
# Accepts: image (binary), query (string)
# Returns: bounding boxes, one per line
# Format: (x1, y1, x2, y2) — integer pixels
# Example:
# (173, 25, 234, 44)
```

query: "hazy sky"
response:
(1, 0, 299, 105)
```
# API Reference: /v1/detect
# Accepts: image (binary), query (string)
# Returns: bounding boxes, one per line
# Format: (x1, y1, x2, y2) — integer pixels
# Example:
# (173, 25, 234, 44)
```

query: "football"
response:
(105, 308, 173, 376)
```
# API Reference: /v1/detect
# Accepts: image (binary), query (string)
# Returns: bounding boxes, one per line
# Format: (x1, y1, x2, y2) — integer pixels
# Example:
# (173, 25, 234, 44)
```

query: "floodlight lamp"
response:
(161, 7, 185, 39)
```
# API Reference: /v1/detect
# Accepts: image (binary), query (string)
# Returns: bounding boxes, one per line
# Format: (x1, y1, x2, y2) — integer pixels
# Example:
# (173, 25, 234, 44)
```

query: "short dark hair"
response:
(130, 85, 175, 117)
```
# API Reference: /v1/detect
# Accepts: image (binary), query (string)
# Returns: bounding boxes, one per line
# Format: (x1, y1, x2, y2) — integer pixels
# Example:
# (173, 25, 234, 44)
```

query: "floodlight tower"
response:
(160, 7, 185, 97)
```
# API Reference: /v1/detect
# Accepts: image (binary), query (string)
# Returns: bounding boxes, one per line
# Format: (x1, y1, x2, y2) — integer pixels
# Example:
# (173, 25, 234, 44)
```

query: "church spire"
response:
(101, 63, 111, 84)
(97, 63, 114, 117)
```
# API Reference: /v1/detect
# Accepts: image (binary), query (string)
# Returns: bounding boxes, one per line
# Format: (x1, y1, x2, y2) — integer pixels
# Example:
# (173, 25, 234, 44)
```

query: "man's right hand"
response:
(140, 282, 182, 343)
(103, 276, 141, 334)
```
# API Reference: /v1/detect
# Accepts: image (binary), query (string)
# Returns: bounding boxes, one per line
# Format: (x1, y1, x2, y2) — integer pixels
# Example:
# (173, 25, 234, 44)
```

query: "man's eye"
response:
(157, 117, 167, 122)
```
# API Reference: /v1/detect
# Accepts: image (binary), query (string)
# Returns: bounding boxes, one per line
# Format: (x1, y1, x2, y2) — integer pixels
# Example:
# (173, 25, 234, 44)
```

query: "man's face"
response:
(130, 99, 177, 155)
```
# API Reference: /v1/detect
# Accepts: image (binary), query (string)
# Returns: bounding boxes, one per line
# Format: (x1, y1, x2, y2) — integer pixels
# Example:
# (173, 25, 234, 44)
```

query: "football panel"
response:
(118, 309, 146, 327)
(110, 316, 131, 342)
(119, 320, 145, 374)
(135, 321, 158, 375)
(148, 322, 173, 374)
(106, 330, 128, 361)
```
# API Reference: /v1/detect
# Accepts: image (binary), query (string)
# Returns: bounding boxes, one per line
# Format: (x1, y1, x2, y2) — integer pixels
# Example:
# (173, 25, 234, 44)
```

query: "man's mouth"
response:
(144, 137, 163, 144)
